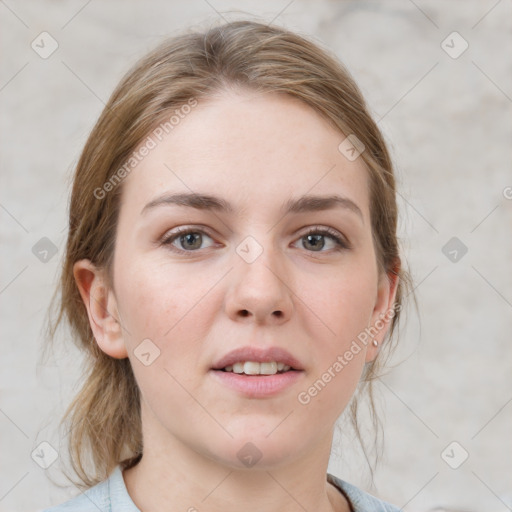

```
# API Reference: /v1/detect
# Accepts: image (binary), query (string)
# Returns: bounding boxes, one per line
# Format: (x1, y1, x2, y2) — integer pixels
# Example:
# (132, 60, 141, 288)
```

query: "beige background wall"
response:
(1, 1, 511, 511)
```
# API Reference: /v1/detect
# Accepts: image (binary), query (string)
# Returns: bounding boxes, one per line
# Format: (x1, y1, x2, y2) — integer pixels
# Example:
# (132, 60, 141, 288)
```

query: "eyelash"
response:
(160, 225, 350, 256)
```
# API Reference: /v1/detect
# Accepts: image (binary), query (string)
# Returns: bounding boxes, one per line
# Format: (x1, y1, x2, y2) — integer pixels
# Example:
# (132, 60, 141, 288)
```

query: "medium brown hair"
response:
(41, 18, 415, 489)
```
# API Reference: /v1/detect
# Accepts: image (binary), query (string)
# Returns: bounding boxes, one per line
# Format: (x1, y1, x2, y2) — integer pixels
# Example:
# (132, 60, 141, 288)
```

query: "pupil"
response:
(305, 234, 324, 251)
(182, 233, 201, 249)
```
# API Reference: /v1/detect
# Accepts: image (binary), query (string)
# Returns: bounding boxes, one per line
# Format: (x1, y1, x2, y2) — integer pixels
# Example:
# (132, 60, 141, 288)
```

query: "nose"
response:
(224, 240, 293, 325)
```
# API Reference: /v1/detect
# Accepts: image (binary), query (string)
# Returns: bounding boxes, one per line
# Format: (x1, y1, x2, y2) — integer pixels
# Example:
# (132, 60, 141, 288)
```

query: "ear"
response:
(73, 259, 128, 359)
(365, 258, 400, 363)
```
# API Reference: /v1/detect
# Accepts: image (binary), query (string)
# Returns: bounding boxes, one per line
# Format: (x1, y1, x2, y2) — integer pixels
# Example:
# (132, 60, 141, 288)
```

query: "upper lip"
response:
(211, 346, 304, 371)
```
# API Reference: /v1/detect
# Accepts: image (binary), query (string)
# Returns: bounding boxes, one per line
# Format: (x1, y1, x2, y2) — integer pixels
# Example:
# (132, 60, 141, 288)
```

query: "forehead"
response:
(118, 89, 370, 222)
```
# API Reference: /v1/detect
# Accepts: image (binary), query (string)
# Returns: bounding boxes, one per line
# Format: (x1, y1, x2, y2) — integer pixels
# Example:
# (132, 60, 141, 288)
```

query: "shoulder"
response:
(40, 465, 140, 512)
(327, 473, 401, 512)
(39, 472, 112, 512)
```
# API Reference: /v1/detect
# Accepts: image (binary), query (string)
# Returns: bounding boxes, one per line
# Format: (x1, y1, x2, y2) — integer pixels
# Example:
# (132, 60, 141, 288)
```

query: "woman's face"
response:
(80, 88, 398, 469)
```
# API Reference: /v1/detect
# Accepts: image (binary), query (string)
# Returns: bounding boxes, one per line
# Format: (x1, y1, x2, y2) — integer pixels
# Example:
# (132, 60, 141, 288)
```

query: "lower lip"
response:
(209, 369, 304, 398)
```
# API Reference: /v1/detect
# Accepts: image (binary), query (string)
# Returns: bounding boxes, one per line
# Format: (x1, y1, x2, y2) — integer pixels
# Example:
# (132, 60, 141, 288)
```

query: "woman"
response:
(42, 19, 413, 512)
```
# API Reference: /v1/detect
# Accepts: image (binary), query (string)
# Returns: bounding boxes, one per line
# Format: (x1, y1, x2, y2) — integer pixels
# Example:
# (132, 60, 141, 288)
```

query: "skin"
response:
(74, 88, 399, 512)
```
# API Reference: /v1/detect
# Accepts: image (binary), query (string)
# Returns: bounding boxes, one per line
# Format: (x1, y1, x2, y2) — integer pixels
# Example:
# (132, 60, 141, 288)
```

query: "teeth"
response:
(244, 361, 261, 375)
(232, 362, 244, 373)
(224, 361, 292, 375)
(259, 362, 278, 375)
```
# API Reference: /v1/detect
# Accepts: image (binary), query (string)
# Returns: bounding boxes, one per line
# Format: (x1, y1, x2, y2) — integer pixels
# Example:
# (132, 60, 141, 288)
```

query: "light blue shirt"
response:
(40, 465, 400, 511)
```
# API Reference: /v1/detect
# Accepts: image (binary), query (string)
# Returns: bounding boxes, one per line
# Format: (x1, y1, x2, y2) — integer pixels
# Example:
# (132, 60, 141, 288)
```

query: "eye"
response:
(294, 226, 350, 253)
(160, 225, 350, 255)
(161, 226, 216, 254)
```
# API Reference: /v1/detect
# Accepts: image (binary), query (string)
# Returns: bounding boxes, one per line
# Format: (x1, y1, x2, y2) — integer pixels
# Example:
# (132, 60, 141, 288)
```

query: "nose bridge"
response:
(227, 230, 292, 322)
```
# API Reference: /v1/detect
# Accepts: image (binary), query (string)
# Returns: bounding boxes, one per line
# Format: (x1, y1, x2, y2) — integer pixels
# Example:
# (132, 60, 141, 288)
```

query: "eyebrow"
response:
(141, 192, 364, 222)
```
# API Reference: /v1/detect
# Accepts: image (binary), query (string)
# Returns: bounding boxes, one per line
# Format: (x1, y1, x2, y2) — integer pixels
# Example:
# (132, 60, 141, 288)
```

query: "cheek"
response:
(115, 257, 220, 383)
(116, 258, 207, 336)
(299, 265, 377, 348)
(293, 266, 376, 414)
(115, 260, 212, 401)
(297, 275, 372, 416)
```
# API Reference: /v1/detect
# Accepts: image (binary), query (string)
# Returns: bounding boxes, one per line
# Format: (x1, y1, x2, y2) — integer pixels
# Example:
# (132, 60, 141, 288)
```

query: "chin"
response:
(205, 432, 302, 471)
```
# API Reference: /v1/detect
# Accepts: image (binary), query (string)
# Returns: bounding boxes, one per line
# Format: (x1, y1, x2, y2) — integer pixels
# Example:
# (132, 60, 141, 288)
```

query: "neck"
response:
(122, 415, 349, 512)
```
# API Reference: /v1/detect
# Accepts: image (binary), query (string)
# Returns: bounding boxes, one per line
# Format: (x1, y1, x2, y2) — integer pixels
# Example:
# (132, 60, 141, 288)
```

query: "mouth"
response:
(211, 346, 304, 374)
(209, 346, 305, 398)
(209, 365, 304, 398)
(214, 361, 299, 376)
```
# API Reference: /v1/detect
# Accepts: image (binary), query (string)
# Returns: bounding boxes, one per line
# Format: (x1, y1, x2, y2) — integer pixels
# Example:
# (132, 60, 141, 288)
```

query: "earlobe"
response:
(73, 259, 128, 359)
(365, 261, 401, 363)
